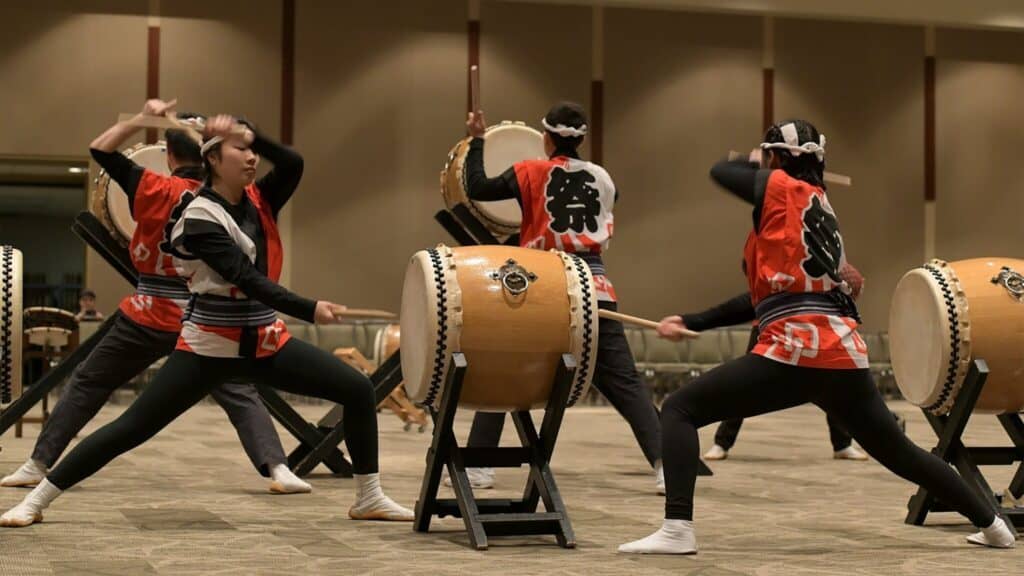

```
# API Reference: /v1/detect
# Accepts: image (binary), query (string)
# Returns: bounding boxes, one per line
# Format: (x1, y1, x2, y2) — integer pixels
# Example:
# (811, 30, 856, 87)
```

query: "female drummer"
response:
(618, 120, 1014, 554)
(2, 99, 309, 496)
(458, 102, 667, 493)
(1, 115, 413, 527)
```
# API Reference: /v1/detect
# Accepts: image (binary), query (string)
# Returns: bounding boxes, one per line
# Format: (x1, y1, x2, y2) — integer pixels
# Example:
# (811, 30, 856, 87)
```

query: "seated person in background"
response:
(74, 289, 104, 323)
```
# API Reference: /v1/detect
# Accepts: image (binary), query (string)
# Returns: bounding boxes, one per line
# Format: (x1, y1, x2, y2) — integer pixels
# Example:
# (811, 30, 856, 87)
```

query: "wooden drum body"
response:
(24, 307, 76, 350)
(401, 244, 597, 411)
(1, 246, 23, 407)
(890, 257, 1024, 415)
(440, 121, 543, 237)
(93, 142, 170, 245)
(373, 323, 401, 367)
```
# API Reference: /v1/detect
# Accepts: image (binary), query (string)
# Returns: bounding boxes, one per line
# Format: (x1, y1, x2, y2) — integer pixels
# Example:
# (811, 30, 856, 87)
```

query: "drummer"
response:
(617, 120, 1014, 554)
(1, 99, 310, 495)
(456, 102, 667, 494)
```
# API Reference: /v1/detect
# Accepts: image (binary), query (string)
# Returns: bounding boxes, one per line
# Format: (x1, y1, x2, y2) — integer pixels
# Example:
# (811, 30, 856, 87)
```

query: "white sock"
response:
(618, 519, 698, 555)
(967, 516, 1016, 548)
(1, 458, 48, 487)
(269, 464, 312, 494)
(0, 478, 62, 527)
(349, 473, 414, 521)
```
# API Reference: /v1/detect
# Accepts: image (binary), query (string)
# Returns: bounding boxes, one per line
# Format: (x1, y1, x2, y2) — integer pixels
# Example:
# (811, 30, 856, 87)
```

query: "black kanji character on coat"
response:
(545, 167, 601, 234)
(801, 195, 843, 281)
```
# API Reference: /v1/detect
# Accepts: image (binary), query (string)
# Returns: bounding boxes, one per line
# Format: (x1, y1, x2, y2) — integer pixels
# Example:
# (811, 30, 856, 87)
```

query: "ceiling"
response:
(500, 0, 1024, 31)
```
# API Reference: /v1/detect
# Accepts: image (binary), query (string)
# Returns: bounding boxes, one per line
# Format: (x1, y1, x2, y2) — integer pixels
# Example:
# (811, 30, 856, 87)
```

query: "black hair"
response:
(79, 289, 96, 299)
(165, 112, 204, 166)
(762, 119, 825, 189)
(543, 101, 587, 151)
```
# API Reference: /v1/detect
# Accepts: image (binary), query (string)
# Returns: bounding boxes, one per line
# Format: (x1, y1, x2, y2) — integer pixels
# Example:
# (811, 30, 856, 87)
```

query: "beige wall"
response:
(5, 1, 1024, 328)
(935, 28, 1024, 261)
(480, 1, 593, 157)
(775, 19, 924, 329)
(291, 1, 467, 310)
(0, 1, 148, 313)
(604, 8, 762, 318)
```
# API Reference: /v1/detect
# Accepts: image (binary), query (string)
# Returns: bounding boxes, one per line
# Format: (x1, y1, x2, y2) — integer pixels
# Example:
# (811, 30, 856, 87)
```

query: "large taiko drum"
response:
(440, 121, 544, 238)
(93, 142, 170, 245)
(1, 246, 23, 407)
(890, 258, 1024, 415)
(400, 244, 597, 411)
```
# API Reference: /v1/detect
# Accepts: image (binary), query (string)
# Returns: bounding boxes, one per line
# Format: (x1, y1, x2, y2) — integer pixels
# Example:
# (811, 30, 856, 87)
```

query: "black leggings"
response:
(661, 353, 995, 527)
(48, 338, 378, 489)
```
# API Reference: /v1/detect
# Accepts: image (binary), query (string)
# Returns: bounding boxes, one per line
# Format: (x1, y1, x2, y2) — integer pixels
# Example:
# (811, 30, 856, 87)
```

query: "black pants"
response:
(468, 302, 662, 467)
(712, 328, 851, 451)
(660, 353, 995, 527)
(48, 338, 378, 490)
(33, 312, 285, 475)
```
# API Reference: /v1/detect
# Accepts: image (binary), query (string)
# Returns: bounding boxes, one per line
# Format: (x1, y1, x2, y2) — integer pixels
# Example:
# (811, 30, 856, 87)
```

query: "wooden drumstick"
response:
(598, 309, 700, 338)
(117, 113, 248, 136)
(470, 64, 481, 114)
(728, 150, 852, 187)
(332, 308, 398, 320)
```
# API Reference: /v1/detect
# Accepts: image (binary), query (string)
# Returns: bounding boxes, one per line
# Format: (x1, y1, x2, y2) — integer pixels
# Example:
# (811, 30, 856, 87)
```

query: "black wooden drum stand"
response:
(905, 359, 1024, 534)
(414, 353, 578, 550)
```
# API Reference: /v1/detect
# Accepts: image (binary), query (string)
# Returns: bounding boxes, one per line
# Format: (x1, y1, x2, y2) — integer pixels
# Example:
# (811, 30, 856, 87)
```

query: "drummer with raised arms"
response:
(456, 102, 668, 494)
(1, 99, 310, 496)
(618, 119, 1015, 555)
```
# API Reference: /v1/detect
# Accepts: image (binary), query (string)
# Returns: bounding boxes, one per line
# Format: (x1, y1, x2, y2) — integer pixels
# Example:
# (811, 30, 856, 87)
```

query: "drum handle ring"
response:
(490, 259, 537, 296)
(991, 266, 1024, 300)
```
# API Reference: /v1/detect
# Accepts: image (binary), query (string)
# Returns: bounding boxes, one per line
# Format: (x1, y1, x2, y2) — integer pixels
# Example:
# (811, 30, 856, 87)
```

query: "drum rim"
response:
(892, 260, 972, 416)
(24, 306, 76, 318)
(421, 245, 462, 408)
(561, 252, 597, 407)
(1, 246, 23, 404)
(401, 245, 464, 409)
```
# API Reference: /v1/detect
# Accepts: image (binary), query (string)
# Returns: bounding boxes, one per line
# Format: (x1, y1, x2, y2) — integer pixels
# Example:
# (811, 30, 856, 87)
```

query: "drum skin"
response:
(440, 121, 544, 237)
(401, 244, 597, 411)
(1, 246, 23, 406)
(92, 142, 170, 245)
(891, 257, 1024, 415)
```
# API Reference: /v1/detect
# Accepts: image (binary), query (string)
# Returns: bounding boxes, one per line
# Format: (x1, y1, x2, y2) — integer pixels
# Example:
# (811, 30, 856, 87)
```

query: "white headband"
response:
(759, 122, 826, 162)
(200, 135, 224, 157)
(541, 117, 588, 138)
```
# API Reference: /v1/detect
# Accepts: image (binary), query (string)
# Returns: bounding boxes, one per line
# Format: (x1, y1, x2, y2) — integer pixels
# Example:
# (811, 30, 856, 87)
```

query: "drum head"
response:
(400, 251, 438, 404)
(104, 143, 170, 240)
(889, 268, 953, 408)
(477, 123, 544, 227)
